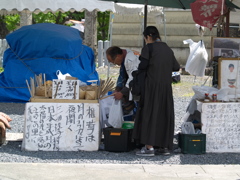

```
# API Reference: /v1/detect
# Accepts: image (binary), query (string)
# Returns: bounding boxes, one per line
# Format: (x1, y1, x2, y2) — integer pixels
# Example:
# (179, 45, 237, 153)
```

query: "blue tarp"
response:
(0, 23, 99, 102)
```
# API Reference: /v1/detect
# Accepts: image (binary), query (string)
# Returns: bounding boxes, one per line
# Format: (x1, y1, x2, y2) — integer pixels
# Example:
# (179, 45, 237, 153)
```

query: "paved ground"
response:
(0, 163, 239, 180)
(0, 69, 238, 180)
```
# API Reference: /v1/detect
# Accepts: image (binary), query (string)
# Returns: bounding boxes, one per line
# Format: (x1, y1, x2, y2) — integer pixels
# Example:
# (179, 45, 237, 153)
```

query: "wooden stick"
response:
(39, 74, 41, 86)
(30, 77, 35, 97)
(100, 78, 111, 95)
(97, 79, 104, 99)
(35, 74, 38, 87)
(26, 80, 32, 97)
(99, 94, 114, 100)
(44, 74, 47, 97)
(101, 77, 110, 92)
(99, 78, 115, 98)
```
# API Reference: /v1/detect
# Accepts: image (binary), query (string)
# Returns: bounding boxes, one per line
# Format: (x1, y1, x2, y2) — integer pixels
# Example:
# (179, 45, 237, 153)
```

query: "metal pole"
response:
(143, 0, 148, 46)
(225, 9, 230, 37)
(144, 0, 148, 30)
(163, 8, 167, 42)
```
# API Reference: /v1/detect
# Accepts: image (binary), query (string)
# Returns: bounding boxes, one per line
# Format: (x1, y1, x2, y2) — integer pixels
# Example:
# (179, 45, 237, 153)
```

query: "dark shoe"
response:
(155, 148, 170, 156)
(136, 146, 155, 157)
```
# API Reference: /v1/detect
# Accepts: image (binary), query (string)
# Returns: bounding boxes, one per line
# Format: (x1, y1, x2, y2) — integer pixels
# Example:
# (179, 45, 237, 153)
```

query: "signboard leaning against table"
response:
(22, 102, 100, 151)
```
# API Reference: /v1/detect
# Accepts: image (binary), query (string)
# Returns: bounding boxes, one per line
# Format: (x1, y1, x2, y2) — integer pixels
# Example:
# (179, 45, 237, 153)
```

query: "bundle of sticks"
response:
(97, 77, 115, 100)
(26, 73, 47, 97)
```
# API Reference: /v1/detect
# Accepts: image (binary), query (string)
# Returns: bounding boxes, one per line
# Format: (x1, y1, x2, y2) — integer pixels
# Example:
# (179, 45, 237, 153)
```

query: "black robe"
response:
(132, 41, 180, 150)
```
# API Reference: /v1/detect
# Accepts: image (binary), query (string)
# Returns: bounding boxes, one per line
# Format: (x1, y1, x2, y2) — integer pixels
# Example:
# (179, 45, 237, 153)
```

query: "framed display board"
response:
(211, 37, 240, 59)
(218, 58, 240, 99)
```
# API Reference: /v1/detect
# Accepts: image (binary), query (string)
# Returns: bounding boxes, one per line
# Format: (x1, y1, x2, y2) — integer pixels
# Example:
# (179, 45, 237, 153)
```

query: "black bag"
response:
(129, 43, 153, 96)
(129, 70, 146, 96)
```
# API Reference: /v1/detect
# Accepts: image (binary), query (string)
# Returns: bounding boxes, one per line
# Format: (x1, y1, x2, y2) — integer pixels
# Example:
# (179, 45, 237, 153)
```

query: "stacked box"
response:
(103, 128, 135, 152)
(178, 133, 206, 154)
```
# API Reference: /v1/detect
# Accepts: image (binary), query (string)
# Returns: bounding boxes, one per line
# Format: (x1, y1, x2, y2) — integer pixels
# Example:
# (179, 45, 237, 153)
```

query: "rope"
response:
(0, 86, 27, 88)
(8, 44, 84, 76)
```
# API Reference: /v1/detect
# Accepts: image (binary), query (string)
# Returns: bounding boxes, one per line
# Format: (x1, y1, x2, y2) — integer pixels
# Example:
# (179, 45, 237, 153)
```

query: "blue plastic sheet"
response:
(0, 23, 99, 102)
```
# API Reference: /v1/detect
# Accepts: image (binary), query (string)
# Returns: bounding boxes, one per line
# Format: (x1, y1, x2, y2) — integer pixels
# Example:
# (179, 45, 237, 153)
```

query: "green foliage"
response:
(32, 12, 56, 24)
(0, 14, 20, 38)
(2, 11, 109, 41)
(97, 11, 110, 41)
(32, 11, 84, 25)
(65, 11, 84, 21)
(4, 14, 20, 31)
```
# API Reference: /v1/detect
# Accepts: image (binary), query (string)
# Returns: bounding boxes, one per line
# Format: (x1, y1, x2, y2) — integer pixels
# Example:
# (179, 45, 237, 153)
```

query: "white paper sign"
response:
(52, 79, 80, 99)
(201, 102, 240, 152)
(22, 102, 100, 151)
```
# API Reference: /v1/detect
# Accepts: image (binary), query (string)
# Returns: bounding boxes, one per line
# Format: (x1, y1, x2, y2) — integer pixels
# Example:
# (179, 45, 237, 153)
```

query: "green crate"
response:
(178, 133, 206, 154)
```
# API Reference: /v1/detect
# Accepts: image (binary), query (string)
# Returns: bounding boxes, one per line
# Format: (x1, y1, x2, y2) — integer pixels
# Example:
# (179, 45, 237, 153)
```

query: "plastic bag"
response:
(56, 70, 72, 80)
(108, 99, 124, 128)
(183, 39, 208, 77)
(181, 122, 195, 134)
(191, 85, 231, 101)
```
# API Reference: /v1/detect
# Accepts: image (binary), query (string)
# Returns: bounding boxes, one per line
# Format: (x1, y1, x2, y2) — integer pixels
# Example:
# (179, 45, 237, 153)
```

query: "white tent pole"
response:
(107, 13, 114, 78)
(108, 13, 114, 47)
(163, 8, 167, 43)
(104, 40, 110, 78)
(97, 40, 103, 67)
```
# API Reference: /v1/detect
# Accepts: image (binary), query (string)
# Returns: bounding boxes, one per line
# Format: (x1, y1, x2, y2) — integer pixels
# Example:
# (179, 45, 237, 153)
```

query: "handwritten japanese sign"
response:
(22, 102, 100, 151)
(201, 102, 240, 152)
(52, 79, 80, 99)
(190, 0, 226, 29)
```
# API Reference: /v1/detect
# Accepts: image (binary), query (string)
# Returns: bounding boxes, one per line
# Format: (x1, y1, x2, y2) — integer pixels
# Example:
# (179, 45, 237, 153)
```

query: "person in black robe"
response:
(133, 26, 180, 156)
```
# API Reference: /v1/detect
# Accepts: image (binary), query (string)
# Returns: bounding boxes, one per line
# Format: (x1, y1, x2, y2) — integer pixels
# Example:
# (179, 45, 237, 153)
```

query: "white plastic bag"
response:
(56, 70, 72, 80)
(183, 39, 208, 77)
(99, 96, 114, 129)
(181, 122, 195, 134)
(108, 99, 124, 128)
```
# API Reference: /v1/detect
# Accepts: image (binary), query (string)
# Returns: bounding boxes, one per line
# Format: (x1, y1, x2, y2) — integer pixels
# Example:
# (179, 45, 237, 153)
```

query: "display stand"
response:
(201, 102, 240, 153)
(22, 102, 100, 151)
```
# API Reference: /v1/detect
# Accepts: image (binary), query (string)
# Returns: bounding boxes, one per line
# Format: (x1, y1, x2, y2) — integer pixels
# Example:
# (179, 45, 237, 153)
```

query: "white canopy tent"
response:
(0, 0, 115, 52)
(113, 3, 165, 44)
(0, 0, 115, 15)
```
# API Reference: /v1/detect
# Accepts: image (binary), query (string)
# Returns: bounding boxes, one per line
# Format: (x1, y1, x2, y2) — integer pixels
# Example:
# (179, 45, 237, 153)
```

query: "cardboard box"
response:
(30, 96, 98, 103)
(178, 133, 206, 154)
(103, 128, 135, 152)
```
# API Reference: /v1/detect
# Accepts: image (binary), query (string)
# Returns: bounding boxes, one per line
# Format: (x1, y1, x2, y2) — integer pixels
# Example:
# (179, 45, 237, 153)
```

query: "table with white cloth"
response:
(201, 101, 240, 153)
(22, 102, 100, 151)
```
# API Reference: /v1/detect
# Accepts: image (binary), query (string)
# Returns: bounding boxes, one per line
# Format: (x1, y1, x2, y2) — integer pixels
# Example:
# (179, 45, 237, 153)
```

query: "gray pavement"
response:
(0, 163, 239, 180)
